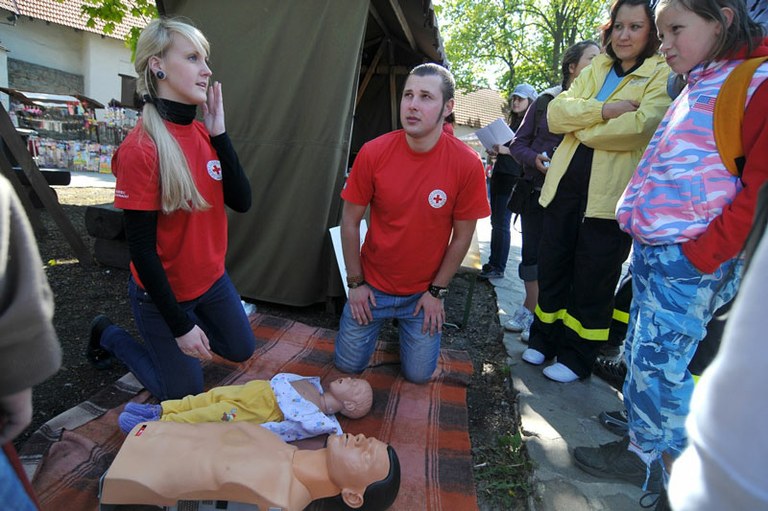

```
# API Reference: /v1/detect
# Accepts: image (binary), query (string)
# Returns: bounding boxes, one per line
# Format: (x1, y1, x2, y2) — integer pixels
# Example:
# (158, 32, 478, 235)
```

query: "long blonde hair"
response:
(134, 17, 210, 213)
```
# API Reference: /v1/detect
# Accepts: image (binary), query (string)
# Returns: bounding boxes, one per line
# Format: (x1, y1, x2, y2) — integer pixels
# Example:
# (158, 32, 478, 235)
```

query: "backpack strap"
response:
(532, 92, 554, 139)
(714, 56, 768, 177)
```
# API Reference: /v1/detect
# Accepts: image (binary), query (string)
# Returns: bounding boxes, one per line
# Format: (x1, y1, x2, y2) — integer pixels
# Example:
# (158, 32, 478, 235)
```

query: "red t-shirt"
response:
(342, 130, 490, 295)
(112, 120, 227, 301)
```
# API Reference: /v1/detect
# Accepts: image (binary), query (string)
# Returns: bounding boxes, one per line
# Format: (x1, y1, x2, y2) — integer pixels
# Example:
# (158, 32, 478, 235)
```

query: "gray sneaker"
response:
(479, 267, 504, 279)
(504, 306, 534, 332)
(573, 436, 661, 491)
(599, 409, 629, 437)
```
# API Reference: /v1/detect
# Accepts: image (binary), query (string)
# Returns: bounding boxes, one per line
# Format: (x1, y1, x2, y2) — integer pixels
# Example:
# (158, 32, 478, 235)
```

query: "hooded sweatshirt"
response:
(617, 38, 768, 273)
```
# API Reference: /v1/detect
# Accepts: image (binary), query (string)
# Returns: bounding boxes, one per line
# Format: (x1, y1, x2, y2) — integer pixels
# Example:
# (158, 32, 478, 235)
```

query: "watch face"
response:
(429, 286, 448, 298)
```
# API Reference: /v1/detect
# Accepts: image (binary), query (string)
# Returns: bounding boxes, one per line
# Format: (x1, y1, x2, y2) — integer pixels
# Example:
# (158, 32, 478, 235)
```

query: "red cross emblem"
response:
(428, 189, 448, 209)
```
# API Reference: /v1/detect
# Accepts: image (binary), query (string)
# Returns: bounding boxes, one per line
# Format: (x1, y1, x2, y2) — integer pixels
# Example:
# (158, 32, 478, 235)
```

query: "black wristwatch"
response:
(428, 284, 449, 299)
(347, 274, 365, 289)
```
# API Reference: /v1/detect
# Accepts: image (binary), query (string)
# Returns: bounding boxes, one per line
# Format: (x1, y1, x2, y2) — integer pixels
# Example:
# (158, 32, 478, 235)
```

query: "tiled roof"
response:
(453, 88, 505, 129)
(0, 0, 148, 40)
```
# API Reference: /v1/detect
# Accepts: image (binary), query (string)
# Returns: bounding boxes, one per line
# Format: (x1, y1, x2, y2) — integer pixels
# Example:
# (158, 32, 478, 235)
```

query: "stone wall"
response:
(8, 59, 83, 94)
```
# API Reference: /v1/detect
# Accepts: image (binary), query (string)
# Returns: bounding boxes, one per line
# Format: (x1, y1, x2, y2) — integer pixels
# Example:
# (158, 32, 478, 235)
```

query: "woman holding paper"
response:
(521, 0, 671, 383)
(479, 83, 537, 281)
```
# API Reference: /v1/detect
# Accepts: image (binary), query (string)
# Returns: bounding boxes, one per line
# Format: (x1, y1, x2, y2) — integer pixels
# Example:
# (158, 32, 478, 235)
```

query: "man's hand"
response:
(176, 325, 213, 360)
(601, 100, 639, 120)
(348, 285, 376, 325)
(414, 293, 445, 335)
(0, 388, 33, 445)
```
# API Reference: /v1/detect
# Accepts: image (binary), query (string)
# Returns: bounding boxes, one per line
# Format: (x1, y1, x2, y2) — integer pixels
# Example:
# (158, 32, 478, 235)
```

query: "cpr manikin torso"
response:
(101, 421, 392, 511)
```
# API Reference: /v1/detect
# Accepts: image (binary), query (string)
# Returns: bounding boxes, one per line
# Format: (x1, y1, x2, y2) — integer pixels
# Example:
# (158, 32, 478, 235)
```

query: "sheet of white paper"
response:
(474, 118, 514, 152)
(329, 220, 368, 298)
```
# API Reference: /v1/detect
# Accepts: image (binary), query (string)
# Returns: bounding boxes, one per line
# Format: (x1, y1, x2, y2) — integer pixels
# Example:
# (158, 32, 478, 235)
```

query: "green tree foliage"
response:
(56, 0, 157, 57)
(435, 0, 609, 97)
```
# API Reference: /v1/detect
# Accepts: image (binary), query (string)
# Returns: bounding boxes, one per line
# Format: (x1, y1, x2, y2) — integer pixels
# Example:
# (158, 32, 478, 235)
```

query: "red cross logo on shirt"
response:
(207, 160, 223, 181)
(428, 189, 448, 209)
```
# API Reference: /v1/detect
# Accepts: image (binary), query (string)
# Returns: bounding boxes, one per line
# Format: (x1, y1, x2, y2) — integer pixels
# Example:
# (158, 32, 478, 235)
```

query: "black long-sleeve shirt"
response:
(123, 98, 251, 337)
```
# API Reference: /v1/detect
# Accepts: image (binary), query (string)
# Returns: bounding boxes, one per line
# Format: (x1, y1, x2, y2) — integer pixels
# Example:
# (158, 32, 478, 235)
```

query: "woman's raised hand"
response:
(203, 81, 226, 136)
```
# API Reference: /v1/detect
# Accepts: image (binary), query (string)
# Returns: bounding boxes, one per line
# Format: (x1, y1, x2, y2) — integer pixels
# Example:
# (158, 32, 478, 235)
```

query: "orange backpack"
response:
(713, 55, 768, 177)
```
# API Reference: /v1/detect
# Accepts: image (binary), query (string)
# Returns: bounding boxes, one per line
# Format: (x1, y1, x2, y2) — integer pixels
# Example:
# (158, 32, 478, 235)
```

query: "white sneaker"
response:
(522, 348, 545, 365)
(543, 362, 580, 383)
(504, 306, 534, 332)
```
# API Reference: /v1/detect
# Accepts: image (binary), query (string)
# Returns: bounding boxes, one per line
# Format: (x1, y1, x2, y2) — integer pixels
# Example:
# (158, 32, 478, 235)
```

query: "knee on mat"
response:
(227, 348, 255, 363)
(404, 375, 432, 385)
(401, 367, 435, 385)
(160, 384, 203, 402)
(218, 341, 256, 363)
(333, 357, 366, 375)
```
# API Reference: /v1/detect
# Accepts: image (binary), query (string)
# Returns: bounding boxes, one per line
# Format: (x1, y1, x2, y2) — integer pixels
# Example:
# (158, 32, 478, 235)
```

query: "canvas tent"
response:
(157, 0, 445, 306)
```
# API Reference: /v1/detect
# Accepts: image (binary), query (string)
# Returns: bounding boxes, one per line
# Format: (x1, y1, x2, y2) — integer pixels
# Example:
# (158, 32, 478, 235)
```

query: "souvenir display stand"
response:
(2, 88, 137, 173)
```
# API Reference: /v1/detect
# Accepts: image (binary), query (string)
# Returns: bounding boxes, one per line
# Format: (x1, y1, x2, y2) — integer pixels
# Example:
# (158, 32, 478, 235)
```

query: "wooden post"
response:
(0, 103, 94, 266)
(389, 42, 397, 131)
(0, 149, 44, 233)
(356, 40, 386, 109)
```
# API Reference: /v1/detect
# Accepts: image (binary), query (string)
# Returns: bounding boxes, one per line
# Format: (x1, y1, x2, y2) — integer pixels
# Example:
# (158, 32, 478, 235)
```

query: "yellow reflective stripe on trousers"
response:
(612, 308, 629, 325)
(535, 304, 610, 341)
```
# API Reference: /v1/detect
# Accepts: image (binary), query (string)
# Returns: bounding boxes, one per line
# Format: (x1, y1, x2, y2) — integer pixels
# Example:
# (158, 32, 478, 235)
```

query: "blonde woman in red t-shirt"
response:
(86, 18, 255, 400)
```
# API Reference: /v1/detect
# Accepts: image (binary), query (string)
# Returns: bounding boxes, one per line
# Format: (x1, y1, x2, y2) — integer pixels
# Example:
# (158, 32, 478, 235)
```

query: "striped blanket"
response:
(22, 314, 478, 511)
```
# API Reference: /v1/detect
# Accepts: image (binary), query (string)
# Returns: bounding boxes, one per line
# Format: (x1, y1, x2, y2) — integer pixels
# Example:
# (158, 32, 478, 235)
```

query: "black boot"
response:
(640, 485, 671, 511)
(87, 315, 115, 370)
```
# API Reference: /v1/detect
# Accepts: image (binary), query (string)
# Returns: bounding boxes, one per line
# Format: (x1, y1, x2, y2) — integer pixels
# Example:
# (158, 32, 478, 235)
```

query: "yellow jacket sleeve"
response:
(547, 63, 606, 134)
(547, 54, 670, 151)
(575, 58, 670, 151)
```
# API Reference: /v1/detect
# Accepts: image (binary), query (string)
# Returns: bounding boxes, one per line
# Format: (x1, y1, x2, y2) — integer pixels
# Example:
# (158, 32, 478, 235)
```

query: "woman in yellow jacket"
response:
(521, 0, 670, 383)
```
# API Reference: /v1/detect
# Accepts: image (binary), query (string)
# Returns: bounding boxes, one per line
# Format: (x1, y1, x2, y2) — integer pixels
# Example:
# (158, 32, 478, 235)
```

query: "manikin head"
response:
(323, 433, 401, 510)
(327, 378, 373, 419)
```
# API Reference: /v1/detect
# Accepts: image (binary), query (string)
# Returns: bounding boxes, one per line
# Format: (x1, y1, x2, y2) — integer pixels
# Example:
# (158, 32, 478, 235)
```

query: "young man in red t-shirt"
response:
(335, 64, 490, 383)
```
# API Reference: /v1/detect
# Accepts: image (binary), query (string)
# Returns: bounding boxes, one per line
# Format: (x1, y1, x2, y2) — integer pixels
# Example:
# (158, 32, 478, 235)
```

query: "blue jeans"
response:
(334, 287, 440, 383)
(102, 273, 256, 400)
(487, 173, 516, 272)
(0, 449, 37, 511)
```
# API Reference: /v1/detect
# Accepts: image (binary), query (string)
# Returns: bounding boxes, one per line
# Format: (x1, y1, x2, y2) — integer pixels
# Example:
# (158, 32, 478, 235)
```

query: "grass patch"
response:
(473, 431, 533, 509)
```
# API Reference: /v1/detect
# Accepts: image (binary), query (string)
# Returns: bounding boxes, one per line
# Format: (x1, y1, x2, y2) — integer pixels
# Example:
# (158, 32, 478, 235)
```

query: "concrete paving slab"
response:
(474, 218, 647, 510)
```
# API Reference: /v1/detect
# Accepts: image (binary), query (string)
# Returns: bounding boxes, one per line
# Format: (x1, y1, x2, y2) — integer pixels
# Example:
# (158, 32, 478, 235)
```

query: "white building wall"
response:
(0, 44, 8, 110)
(0, 16, 135, 107)
(83, 36, 136, 107)
(0, 17, 83, 73)
(455, 124, 487, 159)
